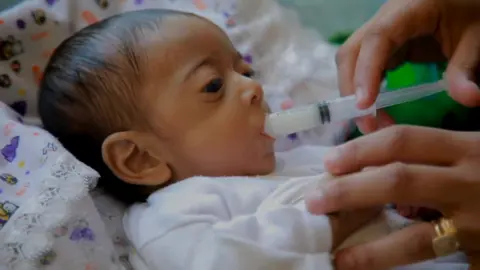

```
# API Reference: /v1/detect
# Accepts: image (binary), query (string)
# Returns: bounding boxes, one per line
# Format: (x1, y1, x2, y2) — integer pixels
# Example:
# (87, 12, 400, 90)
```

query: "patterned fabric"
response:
(0, 103, 126, 270)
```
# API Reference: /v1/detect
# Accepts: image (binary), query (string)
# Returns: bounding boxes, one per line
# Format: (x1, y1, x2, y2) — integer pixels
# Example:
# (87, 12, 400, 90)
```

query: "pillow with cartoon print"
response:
(0, 103, 126, 269)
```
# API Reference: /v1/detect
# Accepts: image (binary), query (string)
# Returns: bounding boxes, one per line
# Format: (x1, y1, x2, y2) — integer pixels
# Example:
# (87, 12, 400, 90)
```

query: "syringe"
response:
(264, 79, 447, 137)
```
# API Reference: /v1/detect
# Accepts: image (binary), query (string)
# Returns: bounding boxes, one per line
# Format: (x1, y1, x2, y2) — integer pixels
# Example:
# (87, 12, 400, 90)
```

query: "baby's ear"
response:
(102, 132, 171, 186)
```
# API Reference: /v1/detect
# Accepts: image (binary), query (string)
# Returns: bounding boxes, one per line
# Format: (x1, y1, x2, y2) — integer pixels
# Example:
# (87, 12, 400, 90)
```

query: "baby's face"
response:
(142, 16, 275, 179)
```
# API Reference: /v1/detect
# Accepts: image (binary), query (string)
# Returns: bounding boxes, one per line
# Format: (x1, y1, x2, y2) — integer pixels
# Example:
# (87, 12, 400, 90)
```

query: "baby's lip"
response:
(260, 115, 275, 140)
(260, 131, 275, 140)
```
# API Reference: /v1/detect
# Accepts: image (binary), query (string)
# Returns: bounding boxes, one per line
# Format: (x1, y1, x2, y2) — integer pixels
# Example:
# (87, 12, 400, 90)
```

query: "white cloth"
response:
(123, 145, 412, 270)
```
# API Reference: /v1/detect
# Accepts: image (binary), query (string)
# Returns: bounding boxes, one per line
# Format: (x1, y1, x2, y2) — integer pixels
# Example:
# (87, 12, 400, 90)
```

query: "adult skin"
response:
(336, 0, 480, 133)
(307, 0, 480, 269)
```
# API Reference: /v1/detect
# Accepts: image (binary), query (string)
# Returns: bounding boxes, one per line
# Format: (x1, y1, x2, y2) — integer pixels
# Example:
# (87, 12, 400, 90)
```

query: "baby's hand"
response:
(329, 208, 381, 250)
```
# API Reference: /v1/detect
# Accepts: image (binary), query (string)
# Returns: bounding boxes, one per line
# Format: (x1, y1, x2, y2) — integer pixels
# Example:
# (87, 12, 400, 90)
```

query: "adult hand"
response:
(330, 208, 381, 251)
(336, 0, 480, 133)
(305, 126, 480, 270)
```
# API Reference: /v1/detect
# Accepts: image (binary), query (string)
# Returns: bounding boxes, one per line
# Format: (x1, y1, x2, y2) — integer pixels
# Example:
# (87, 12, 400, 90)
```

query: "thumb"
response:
(334, 223, 436, 270)
(446, 23, 480, 107)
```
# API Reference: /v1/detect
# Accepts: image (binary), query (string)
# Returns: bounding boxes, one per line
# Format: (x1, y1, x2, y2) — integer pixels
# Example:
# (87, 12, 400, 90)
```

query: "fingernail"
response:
(324, 147, 342, 174)
(305, 188, 328, 214)
(305, 187, 324, 201)
(459, 76, 480, 91)
(357, 118, 377, 134)
(377, 113, 395, 129)
(355, 87, 367, 106)
(325, 147, 342, 162)
(357, 121, 368, 134)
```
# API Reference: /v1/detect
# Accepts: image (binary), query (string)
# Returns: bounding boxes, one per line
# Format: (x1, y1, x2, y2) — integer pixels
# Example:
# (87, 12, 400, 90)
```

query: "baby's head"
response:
(39, 9, 275, 204)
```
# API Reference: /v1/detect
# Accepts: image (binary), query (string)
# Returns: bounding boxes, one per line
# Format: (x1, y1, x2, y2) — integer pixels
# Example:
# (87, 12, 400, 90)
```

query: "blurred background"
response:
(279, 0, 385, 39)
(0, 0, 18, 11)
(1, 0, 385, 35)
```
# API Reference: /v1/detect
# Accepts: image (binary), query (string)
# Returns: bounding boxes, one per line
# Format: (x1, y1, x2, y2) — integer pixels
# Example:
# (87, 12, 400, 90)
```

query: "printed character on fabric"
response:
(70, 219, 96, 242)
(0, 173, 18, 185)
(0, 119, 24, 231)
(0, 1, 69, 121)
(0, 105, 68, 234)
(0, 35, 24, 61)
(40, 141, 58, 165)
(2, 135, 19, 163)
(0, 200, 18, 229)
(38, 250, 57, 266)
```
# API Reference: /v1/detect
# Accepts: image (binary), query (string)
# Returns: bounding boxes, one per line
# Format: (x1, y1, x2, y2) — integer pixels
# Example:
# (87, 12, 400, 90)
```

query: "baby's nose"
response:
(241, 82, 264, 106)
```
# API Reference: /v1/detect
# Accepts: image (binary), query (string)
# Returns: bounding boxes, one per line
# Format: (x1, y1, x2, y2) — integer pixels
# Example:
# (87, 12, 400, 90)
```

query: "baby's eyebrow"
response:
(236, 52, 243, 61)
(184, 58, 209, 81)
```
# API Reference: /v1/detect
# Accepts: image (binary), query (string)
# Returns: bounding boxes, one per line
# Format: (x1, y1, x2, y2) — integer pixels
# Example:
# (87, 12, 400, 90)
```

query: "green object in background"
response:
(349, 62, 470, 139)
(0, 0, 21, 11)
(328, 31, 353, 45)
(328, 31, 470, 139)
(384, 63, 458, 127)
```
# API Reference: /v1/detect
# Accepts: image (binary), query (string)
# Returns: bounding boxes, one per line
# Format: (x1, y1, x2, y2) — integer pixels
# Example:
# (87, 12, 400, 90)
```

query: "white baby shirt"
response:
(123, 145, 411, 270)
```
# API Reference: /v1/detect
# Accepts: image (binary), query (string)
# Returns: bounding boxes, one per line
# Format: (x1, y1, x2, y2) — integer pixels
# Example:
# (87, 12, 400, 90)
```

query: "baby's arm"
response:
(124, 177, 334, 270)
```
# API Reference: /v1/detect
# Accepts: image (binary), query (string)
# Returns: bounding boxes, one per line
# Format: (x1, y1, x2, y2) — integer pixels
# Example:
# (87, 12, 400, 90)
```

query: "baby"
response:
(38, 9, 409, 270)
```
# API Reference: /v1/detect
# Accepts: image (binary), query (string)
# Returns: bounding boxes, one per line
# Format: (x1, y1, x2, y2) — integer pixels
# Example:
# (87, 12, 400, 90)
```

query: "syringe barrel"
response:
(266, 104, 321, 136)
(265, 96, 376, 137)
(326, 95, 376, 122)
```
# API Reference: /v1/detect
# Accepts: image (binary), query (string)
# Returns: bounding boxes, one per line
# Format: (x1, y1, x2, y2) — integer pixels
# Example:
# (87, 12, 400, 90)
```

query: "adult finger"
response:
(354, 30, 398, 109)
(336, 21, 381, 134)
(353, 0, 441, 109)
(446, 23, 480, 108)
(334, 222, 436, 270)
(305, 163, 458, 215)
(454, 212, 480, 253)
(356, 110, 395, 135)
(336, 19, 373, 97)
(324, 126, 470, 175)
(386, 36, 446, 70)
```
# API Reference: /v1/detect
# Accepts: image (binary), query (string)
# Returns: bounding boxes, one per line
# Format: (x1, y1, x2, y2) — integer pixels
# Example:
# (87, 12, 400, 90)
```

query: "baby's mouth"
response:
(260, 114, 276, 140)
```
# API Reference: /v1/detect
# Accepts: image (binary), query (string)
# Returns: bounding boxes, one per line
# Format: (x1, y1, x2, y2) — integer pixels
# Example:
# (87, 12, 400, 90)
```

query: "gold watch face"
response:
(433, 235, 460, 257)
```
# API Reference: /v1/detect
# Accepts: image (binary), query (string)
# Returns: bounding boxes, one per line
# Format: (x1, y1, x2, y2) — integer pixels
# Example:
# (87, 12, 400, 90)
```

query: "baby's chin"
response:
(249, 153, 276, 176)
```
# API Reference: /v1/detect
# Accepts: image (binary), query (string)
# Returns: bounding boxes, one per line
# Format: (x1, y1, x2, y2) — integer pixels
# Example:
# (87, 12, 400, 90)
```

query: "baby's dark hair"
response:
(39, 9, 192, 204)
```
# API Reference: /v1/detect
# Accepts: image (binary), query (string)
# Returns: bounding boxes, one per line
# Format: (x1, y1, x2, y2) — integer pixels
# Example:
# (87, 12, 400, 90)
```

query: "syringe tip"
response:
(263, 116, 276, 138)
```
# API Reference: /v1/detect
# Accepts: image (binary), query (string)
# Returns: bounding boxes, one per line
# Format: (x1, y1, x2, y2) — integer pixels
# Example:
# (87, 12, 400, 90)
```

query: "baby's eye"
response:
(203, 78, 224, 93)
(242, 70, 255, 78)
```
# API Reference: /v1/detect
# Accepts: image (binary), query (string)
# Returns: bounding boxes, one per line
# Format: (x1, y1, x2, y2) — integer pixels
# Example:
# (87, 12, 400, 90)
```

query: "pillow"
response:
(0, 103, 124, 269)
